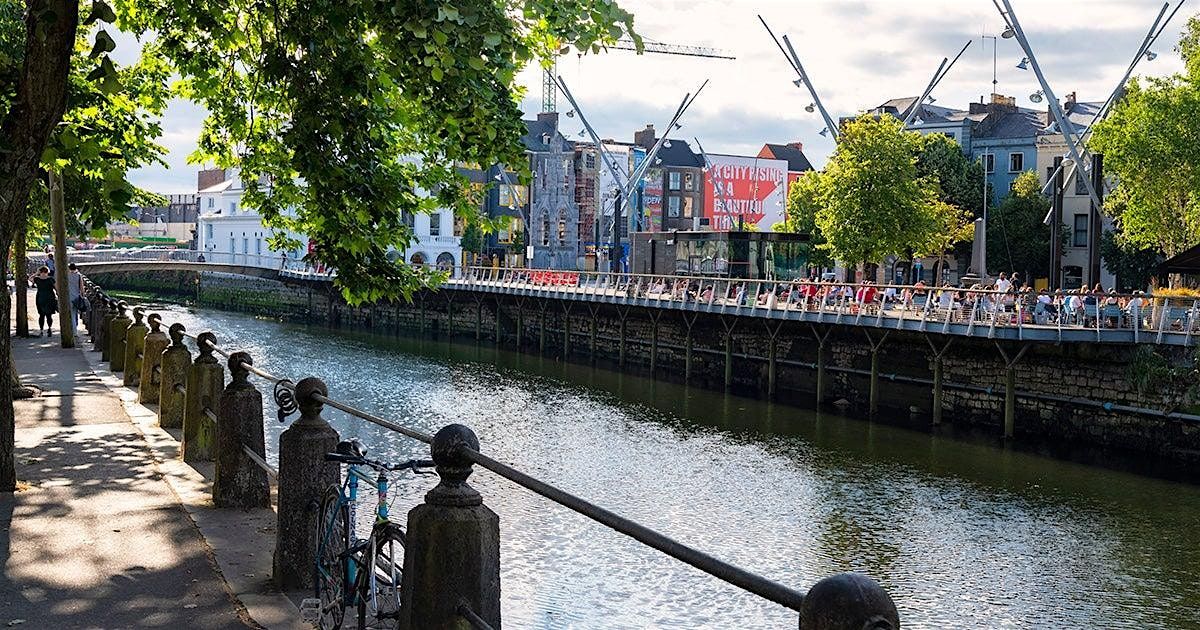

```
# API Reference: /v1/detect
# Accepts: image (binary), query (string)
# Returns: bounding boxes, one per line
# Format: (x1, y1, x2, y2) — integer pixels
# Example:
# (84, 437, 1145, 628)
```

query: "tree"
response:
(912, 199, 974, 283)
(778, 170, 832, 269)
(985, 170, 1054, 281)
(917, 133, 985, 217)
(813, 115, 947, 267)
(1090, 14, 1200, 258)
(0, 0, 639, 489)
(1101, 229, 1161, 291)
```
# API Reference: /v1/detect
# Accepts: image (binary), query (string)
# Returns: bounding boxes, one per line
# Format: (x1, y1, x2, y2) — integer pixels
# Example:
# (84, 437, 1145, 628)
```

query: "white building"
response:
(195, 168, 462, 271)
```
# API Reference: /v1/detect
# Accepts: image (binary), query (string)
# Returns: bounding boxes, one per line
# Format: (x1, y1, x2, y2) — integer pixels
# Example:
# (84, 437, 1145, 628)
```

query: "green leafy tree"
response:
(1090, 14, 1200, 258)
(1101, 229, 1161, 291)
(985, 170, 1054, 281)
(912, 199, 974, 282)
(778, 170, 831, 268)
(0, 0, 638, 489)
(814, 115, 947, 266)
(917, 133, 985, 217)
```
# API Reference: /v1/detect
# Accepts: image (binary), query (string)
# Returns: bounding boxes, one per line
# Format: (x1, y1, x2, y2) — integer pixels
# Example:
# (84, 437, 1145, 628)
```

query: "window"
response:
(255, 239, 262, 255)
(499, 184, 526, 209)
(585, 154, 596, 169)
(557, 214, 566, 244)
(541, 216, 550, 246)
(669, 172, 681, 191)
(429, 212, 441, 236)
(229, 201, 237, 213)
(668, 196, 681, 217)
(242, 237, 249, 254)
(1009, 181, 1017, 191)
(982, 154, 994, 173)
(207, 197, 214, 209)
(1073, 214, 1088, 247)
(942, 132, 955, 140)
(229, 240, 235, 254)
(683, 172, 694, 191)
(453, 215, 465, 237)
(1009, 152, 1023, 172)
(205, 224, 213, 240)
(682, 197, 694, 218)
(1074, 171, 1087, 196)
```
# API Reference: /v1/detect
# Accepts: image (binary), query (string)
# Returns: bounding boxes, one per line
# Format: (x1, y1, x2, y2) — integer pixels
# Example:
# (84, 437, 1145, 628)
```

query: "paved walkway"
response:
(0, 308, 261, 628)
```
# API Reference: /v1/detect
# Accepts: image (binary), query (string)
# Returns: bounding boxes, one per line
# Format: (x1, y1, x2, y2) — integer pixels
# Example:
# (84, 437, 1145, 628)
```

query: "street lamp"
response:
(1029, 90, 1044, 103)
(1016, 57, 1029, 70)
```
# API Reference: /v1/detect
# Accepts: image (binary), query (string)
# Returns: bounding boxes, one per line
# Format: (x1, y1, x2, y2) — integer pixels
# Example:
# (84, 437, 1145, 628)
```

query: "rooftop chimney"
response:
(633, 124, 656, 150)
(787, 141, 804, 152)
(1064, 91, 1077, 112)
(197, 168, 226, 192)
(536, 111, 559, 129)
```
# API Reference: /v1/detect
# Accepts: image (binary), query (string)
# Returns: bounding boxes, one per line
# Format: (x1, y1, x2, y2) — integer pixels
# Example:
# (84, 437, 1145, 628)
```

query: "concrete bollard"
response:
(213, 351, 270, 509)
(798, 573, 899, 630)
(183, 332, 223, 462)
(123, 307, 148, 387)
(138, 314, 170, 404)
(158, 323, 192, 428)
(400, 424, 500, 630)
(108, 302, 132, 371)
(273, 377, 340, 590)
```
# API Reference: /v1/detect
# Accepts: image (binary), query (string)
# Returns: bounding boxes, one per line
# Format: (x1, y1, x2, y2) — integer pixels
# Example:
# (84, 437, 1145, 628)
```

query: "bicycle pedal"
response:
(299, 598, 321, 624)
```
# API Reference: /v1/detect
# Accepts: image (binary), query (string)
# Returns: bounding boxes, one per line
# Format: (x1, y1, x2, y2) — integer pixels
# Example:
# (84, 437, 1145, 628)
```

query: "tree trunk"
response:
(0, 0, 81, 491)
(13, 220, 28, 338)
(50, 171, 74, 348)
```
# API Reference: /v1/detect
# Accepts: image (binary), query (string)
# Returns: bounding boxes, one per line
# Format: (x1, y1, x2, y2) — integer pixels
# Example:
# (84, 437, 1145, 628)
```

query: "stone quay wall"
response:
(90, 269, 1200, 469)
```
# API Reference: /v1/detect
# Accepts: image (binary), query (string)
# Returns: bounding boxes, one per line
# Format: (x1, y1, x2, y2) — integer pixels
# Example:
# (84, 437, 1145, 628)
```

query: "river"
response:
(157, 304, 1200, 629)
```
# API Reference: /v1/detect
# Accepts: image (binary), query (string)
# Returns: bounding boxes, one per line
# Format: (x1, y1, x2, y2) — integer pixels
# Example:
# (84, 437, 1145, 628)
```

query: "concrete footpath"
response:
(1, 304, 304, 629)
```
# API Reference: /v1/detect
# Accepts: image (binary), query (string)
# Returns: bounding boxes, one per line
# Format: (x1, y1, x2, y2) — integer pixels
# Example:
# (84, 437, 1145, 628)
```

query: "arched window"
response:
(541, 215, 550, 247)
(410, 252, 427, 266)
(436, 252, 456, 270)
(557, 209, 566, 244)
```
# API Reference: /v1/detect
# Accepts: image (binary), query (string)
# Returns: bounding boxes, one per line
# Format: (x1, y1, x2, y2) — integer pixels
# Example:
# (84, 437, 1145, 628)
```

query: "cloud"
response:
(128, 0, 1194, 192)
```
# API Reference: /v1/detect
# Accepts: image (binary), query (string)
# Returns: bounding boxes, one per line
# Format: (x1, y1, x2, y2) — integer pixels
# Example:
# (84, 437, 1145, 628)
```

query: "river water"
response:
(158, 304, 1200, 629)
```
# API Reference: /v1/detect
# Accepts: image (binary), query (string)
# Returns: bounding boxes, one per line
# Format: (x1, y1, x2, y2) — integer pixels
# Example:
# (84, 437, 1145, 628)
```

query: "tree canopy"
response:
(1090, 14, 1200, 258)
(985, 170, 1054, 281)
(809, 115, 971, 266)
(778, 170, 831, 268)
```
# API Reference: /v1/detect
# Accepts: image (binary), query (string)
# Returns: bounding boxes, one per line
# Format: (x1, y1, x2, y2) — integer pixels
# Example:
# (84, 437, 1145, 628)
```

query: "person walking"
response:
(67, 262, 84, 334)
(29, 265, 56, 336)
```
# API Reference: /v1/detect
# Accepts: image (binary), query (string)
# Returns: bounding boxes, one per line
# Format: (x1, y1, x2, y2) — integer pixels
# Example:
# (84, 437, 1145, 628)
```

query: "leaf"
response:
(90, 29, 117, 59)
(483, 33, 501, 47)
(85, 55, 114, 82)
(430, 66, 443, 81)
(39, 147, 58, 164)
(84, 0, 117, 25)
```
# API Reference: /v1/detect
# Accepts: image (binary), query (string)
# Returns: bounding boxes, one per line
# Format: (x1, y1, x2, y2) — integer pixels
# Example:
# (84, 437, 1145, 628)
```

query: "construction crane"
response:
(541, 38, 734, 112)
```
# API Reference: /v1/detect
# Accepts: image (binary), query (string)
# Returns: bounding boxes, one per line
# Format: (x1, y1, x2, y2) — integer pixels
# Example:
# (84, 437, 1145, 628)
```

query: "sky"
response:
(126, 0, 1193, 193)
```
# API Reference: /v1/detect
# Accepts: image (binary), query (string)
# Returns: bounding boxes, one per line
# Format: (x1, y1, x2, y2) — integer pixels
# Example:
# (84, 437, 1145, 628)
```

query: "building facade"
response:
(524, 112, 580, 270)
(113, 194, 200, 246)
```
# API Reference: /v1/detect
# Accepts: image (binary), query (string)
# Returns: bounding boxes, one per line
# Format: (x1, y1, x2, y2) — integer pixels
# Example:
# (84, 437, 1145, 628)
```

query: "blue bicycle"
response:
(311, 439, 433, 630)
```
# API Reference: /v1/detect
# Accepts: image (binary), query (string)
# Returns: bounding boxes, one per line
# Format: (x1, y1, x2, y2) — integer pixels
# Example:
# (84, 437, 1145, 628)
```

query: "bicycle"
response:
(307, 439, 434, 630)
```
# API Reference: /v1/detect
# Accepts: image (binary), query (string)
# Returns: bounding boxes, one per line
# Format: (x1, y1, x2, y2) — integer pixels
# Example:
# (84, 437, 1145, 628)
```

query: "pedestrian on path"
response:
(29, 265, 56, 336)
(68, 262, 84, 334)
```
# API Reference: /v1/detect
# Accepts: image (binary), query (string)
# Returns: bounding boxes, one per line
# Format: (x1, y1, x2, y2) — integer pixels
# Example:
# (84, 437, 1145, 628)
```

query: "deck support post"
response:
(648, 312, 662, 375)
(682, 313, 698, 383)
(721, 317, 737, 390)
(995, 342, 1030, 439)
(617, 307, 630, 368)
(810, 324, 831, 406)
(925, 336, 954, 426)
(865, 330, 890, 417)
(764, 321, 784, 398)
(561, 303, 573, 358)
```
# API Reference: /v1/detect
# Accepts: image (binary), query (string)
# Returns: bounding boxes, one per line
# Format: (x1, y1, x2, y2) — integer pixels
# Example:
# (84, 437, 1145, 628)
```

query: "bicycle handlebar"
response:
(323, 452, 435, 474)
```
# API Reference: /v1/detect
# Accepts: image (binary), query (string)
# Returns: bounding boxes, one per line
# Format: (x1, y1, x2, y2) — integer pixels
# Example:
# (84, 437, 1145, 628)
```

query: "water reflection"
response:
(155, 305, 1200, 629)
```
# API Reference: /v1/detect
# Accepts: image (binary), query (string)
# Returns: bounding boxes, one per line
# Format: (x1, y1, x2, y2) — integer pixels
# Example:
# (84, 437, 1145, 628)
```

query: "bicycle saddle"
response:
(334, 439, 366, 458)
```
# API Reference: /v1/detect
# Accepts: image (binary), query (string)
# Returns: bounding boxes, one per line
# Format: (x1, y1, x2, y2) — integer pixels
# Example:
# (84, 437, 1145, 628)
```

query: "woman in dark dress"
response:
(29, 266, 56, 336)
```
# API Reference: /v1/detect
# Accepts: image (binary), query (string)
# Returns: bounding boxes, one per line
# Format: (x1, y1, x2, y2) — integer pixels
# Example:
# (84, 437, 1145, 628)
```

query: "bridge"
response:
(70, 248, 1200, 347)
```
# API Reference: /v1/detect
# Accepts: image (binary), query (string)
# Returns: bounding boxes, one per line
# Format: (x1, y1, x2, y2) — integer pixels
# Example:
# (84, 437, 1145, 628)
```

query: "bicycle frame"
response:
(318, 463, 394, 611)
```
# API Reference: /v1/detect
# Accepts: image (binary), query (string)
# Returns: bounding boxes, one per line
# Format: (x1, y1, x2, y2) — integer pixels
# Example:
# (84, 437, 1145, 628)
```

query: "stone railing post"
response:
(159, 323, 192, 428)
(93, 296, 112, 354)
(273, 377, 340, 590)
(138, 314, 170, 404)
(123, 307, 148, 387)
(400, 424, 500, 630)
(183, 332, 223, 462)
(798, 573, 899, 630)
(213, 351, 270, 509)
(108, 301, 132, 371)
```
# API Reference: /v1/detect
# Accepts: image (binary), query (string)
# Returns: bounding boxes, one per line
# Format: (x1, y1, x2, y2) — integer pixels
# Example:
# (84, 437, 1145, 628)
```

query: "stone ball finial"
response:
(168, 323, 186, 344)
(228, 350, 252, 373)
(147, 313, 162, 332)
(196, 331, 217, 356)
(295, 377, 328, 404)
(799, 573, 899, 630)
(431, 424, 480, 469)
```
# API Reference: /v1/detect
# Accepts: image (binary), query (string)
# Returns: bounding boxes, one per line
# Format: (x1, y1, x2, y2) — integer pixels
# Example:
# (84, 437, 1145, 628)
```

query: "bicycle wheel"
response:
(315, 485, 350, 630)
(356, 521, 406, 630)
